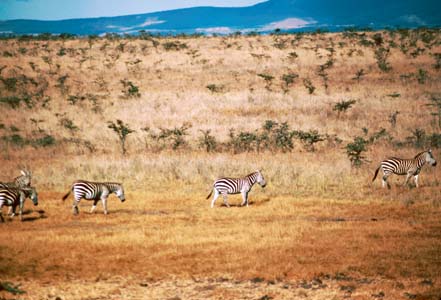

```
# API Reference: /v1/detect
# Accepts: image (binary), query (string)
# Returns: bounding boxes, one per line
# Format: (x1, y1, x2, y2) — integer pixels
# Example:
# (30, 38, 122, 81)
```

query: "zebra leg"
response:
(382, 175, 390, 189)
(222, 193, 230, 208)
(72, 199, 80, 215)
(90, 200, 99, 213)
(19, 201, 24, 222)
(240, 191, 248, 207)
(210, 189, 220, 208)
(101, 197, 108, 215)
(414, 174, 419, 188)
(404, 173, 412, 187)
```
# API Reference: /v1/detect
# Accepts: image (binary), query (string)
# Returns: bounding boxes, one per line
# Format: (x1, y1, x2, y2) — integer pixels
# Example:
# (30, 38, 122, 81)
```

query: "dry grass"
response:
(1, 29, 441, 298)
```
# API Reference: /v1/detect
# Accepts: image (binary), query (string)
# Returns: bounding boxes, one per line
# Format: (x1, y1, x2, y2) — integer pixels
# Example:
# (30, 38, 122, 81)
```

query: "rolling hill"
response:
(0, 0, 440, 35)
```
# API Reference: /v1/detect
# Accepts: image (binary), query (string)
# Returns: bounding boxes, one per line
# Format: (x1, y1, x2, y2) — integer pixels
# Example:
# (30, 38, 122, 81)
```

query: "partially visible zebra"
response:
(0, 169, 32, 216)
(62, 180, 126, 215)
(0, 169, 32, 189)
(206, 170, 266, 208)
(0, 186, 38, 222)
(372, 149, 437, 188)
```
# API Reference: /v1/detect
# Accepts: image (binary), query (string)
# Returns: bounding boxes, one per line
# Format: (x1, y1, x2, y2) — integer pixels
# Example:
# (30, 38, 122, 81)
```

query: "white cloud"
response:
(261, 18, 316, 31)
(195, 27, 233, 35)
(106, 18, 165, 31)
(400, 15, 426, 26)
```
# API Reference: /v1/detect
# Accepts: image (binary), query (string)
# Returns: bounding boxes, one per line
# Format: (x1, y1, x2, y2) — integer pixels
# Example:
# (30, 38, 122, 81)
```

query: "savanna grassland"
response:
(1, 29, 441, 299)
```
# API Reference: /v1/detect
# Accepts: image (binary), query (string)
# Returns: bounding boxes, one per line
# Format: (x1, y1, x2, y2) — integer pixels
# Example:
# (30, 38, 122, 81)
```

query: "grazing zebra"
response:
(372, 149, 437, 188)
(206, 170, 266, 208)
(62, 180, 126, 215)
(0, 186, 38, 222)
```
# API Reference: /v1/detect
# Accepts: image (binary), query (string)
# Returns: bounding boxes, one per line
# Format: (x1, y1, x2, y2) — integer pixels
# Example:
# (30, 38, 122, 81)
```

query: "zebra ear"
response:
(21, 170, 26, 176)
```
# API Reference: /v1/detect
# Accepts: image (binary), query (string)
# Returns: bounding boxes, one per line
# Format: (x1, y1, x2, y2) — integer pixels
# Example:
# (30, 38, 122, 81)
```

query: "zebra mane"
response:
(414, 151, 428, 159)
(246, 171, 259, 178)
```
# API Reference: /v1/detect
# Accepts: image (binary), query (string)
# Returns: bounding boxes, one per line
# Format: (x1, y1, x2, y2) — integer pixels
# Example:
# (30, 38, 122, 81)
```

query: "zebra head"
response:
(116, 184, 126, 202)
(256, 170, 266, 188)
(426, 150, 437, 167)
(24, 187, 38, 206)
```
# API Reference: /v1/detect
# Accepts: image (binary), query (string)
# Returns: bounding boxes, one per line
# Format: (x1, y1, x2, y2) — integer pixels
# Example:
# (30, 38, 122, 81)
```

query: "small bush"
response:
(294, 129, 325, 152)
(120, 79, 141, 98)
(151, 123, 191, 151)
(345, 136, 369, 167)
(303, 78, 315, 94)
(333, 99, 356, 115)
(374, 47, 392, 72)
(33, 135, 56, 147)
(206, 84, 224, 93)
(108, 119, 135, 155)
(417, 68, 428, 84)
(198, 130, 217, 152)
(162, 41, 188, 51)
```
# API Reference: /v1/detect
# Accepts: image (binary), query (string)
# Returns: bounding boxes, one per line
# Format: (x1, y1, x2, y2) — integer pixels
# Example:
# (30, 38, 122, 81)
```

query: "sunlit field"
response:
(1, 29, 441, 299)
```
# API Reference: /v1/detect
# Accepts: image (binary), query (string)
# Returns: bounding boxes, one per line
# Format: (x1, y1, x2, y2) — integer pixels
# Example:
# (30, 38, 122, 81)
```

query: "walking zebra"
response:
(372, 150, 437, 188)
(206, 170, 266, 208)
(62, 180, 125, 215)
(0, 186, 38, 222)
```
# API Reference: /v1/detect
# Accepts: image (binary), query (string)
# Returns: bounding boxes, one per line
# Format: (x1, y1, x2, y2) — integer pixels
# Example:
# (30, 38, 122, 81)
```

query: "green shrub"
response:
(303, 78, 315, 94)
(120, 79, 141, 98)
(345, 136, 369, 167)
(294, 129, 325, 152)
(198, 130, 217, 152)
(333, 99, 356, 115)
(108, 119, 135, 155)
(162, 41, 188, 51)
(33, 135, 56, 147)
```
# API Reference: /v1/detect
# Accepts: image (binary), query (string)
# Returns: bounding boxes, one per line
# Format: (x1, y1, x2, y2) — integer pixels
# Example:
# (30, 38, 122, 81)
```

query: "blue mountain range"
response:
(0, 0, 440, 35)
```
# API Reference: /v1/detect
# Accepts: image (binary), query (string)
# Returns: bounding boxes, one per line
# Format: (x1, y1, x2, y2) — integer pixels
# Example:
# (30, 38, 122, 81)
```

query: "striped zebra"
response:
(0, 186, 38, 222)
(372, 150, 437, 188)
(62, 180, 126, 215)
(206, 170, 266, 208)
(0, 170, 32, 216)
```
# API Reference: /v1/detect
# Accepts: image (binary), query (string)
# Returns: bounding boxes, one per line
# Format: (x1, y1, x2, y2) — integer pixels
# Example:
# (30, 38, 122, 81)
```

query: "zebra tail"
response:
(206, 189, 213, 200)
(372, 166, 381, 182)
(62, 189, 71, 201)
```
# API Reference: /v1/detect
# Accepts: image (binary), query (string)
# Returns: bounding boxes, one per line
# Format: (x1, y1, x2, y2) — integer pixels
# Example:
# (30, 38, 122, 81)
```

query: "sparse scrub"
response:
(257, 73, 274, 90)
(206, 84, 224, 93)
(333, 99, 356, 116)
(107, 119, 135, 155)
(374, 47, 392, 72)
(120, 79, 141, 98)
(150, 122, 192, 151)
(294, 129, 325, 152)
(303, 78, 315, 94)
(198, 129, 217, 152)
(345, 136, 369, 167)
(427, 94, 441, 128)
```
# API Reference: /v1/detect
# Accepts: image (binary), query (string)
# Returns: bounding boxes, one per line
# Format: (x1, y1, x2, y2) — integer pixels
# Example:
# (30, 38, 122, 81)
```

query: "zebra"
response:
(206, 170, 266, 208)
(62, 180, 126, 215)
(0, 186, 38, 222)
(0, 169, 32, 189)
(372, 149, 437, 188)
(0, 169, 32, 215)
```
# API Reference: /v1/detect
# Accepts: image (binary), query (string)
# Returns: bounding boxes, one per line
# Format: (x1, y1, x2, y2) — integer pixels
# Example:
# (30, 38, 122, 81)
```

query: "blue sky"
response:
(0, 0, 264, 20)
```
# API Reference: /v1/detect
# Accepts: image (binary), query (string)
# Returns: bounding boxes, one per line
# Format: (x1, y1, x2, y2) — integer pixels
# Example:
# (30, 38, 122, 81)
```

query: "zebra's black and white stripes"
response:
(206, 170, 266, 208)
(62, 180, 126, 215)
(372, 149, 437, 188)
(0, 186, 38, 222)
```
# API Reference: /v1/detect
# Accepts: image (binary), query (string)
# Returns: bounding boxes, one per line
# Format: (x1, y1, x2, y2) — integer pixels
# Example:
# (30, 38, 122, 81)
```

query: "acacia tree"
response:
(107, 119, 135, 155)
